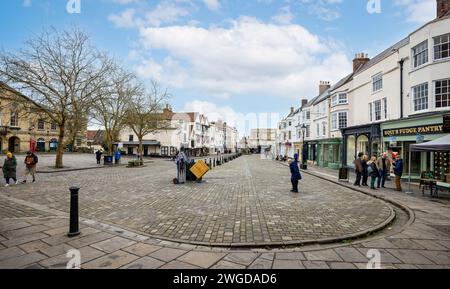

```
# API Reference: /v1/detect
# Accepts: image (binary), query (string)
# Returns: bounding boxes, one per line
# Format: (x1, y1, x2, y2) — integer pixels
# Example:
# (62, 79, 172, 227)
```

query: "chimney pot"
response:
(353, 52, 370, 72)
(437, 0, 450, 18)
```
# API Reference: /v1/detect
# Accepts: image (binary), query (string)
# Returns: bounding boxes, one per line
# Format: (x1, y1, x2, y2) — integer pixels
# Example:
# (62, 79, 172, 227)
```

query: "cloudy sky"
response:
(0, 0, 438, 134)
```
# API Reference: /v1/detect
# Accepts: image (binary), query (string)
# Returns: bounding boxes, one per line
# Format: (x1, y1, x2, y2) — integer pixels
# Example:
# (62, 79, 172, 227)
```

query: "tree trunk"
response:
(106, 131, 113, 155)
(138, 138, 144, 164)
(55, 123, 65, 168)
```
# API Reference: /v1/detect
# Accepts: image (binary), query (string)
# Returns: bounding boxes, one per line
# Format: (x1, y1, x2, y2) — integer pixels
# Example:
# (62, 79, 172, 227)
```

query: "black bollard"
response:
(68, 187, 81, 237)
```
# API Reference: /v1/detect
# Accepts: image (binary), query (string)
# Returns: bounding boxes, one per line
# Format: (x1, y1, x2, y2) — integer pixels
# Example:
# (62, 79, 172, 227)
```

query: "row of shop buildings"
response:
(111, 106, 239, 158)
(277, 1, 450, 179)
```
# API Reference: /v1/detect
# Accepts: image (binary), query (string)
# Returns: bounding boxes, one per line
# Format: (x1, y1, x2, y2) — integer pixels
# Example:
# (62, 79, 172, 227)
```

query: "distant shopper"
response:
(3, 152, 18, 187)
(290, 154, 302, 193)
(114, 150, 122, 165)
(368, 156, 380, 190)
(175, 147, 189, 184)
(354, 153, 364, 187)
(377, 153, 391, 189)
(393, 155, 404, 192)
(361, 155, 369, 187)
(95, 150, 103, 165)
(22, 151, 38, 183)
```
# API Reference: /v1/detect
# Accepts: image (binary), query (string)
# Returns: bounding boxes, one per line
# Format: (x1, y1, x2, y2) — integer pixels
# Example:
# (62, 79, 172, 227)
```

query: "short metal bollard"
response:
(68, 187, 81, 237)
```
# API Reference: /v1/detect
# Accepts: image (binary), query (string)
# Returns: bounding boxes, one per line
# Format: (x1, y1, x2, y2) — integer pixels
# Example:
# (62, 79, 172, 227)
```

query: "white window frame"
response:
(412, 83, 429, 112)
(322, 122, 326, 137)
(372, 73, 383, 93)
(331, 111, 348, 131)
(374, 100, 382, 121)
(434, 78, 450, 109)
(412, 40, 428, 68)
(434, 33, 450, 61)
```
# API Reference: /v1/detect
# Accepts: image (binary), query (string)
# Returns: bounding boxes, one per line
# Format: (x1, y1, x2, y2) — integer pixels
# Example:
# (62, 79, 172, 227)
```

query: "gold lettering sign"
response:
(383, 124, 443, 137)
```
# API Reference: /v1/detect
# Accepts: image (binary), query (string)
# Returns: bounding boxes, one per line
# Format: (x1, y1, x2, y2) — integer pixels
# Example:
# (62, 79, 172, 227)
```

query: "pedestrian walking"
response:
(95, 150, 103, 165)
(3, 152, 18, 187)
(22, 151, 38, 183)
(290, 154, 302, 193)
(368, 156, 380, 190)
(377, 153, 391, 188)
(393, 155, 404, 192)
(175, 147, 189, 184)
(354, 152, 364, 187)
(361, 155, 369, 187)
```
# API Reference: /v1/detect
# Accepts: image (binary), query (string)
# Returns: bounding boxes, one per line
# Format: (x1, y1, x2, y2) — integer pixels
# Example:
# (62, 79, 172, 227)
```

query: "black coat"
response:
(369, 162, 380, 178)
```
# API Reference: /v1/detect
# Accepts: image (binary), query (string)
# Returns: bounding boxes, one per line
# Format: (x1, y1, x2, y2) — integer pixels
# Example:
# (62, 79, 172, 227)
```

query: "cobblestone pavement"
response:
(0, 156, 449, 269)
(0, 156, 393, 246)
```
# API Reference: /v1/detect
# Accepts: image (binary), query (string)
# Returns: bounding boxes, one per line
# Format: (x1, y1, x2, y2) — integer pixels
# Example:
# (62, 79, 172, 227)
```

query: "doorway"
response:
(8, 137, 20, 153)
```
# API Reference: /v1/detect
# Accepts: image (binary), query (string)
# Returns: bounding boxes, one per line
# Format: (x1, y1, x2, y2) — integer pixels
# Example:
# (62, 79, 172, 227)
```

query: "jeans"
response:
(377, 170, 387, 188)
(362, 175, 368, 186)
(96, 159, 101, 165)
(291, 179, 299, 192)
(370, 176, 377, 189)
(354, 172, 362, 186)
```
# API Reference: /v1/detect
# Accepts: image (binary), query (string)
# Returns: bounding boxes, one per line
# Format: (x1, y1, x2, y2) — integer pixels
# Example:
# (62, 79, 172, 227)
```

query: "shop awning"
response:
(410, 134, 450, 152)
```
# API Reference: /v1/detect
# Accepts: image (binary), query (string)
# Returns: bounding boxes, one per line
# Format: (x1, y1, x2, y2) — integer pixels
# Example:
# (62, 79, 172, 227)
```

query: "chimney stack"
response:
(301, 99, 308, 108)
(353, 53, 370, 72)
(290, 107, 295, 114)
(319, 81, 331, 95)
(437, 0, 450, 18)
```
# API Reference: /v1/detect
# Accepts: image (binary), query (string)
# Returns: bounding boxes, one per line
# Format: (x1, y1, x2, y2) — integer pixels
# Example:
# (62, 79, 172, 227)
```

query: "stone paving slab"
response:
(1, 156, 394, 247)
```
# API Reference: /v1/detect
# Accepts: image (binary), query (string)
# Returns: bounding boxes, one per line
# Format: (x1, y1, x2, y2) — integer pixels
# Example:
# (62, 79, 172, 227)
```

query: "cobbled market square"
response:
(1, 0, 450, 274)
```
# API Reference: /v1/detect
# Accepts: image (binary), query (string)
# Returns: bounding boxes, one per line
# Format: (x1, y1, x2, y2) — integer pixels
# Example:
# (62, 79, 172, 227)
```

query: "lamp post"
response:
(301, 124, 307, 168)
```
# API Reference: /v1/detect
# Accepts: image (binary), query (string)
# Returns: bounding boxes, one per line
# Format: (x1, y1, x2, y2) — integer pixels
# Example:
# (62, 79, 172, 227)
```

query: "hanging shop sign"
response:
(383, 124, 443, 137)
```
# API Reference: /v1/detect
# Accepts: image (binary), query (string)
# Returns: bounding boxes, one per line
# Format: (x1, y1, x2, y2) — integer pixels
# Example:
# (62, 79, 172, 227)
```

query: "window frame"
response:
(372, 73, 383, 93)
(434, 33, 450, 61)
(412, 40, 428, 68)
(434, 78, 450, 109)
(412, 82, 429, 112)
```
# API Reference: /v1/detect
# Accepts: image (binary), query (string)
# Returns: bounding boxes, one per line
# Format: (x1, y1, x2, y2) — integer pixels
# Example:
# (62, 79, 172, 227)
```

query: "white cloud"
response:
(299, 0, 344, 21)
(393, 0, 435, 23)
(135, 17, 351, 101)
(203, 0, 220, 11)
(271, 6, 295, 25)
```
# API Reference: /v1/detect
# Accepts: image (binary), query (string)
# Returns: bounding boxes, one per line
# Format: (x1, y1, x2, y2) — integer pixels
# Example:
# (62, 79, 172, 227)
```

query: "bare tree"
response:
(123, 80, 173, 163)
(0, 27, 113, 168)
(91, 67, 137, 155)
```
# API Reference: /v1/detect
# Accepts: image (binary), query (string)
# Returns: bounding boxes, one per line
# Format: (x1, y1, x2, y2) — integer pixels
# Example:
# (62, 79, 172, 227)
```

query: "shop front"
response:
(316, 138, 342, 170)
(381, 113, 450, 180)
(304, 141, 317, 164)
(341, 124, 381, 168)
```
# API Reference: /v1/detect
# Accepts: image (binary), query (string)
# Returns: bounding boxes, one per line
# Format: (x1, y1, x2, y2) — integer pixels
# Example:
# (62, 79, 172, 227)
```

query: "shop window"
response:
(161, 147, 169, 156)
(435, 79, 450, 108)
(347, 135, 356, 167)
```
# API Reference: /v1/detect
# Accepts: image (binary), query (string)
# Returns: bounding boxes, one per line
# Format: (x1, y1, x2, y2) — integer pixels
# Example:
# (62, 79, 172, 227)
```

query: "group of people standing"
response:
(2, 151, 38, 187)
(354, 152, 404, 191)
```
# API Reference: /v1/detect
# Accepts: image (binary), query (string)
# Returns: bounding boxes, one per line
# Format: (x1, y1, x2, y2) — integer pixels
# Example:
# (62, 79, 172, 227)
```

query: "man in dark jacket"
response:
(354, 153, 364, 187)
(95, 150, 103, 165)
(290, 154, 302, 193)
(393, 155, 404, 192)
(22, 151, 38, 183)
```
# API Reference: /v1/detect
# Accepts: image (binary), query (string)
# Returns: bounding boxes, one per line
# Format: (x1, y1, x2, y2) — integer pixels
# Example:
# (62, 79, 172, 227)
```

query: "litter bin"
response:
(104, 155, 113, 165)
(339, 168, 349, 182)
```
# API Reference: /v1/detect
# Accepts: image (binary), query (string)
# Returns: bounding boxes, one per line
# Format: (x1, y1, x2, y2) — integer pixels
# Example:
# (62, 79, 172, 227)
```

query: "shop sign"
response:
(383, 124, 443, 137)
